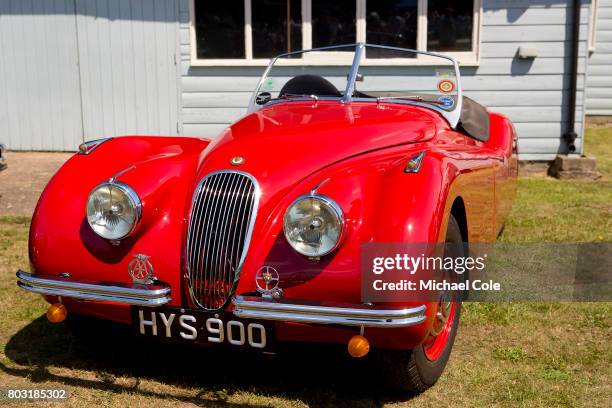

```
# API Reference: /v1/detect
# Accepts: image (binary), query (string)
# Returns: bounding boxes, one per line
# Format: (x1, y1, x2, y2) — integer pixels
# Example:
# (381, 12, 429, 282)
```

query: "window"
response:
(252, 0, 302, 58)
(311, 0, 356, 47)
(427, 0, 473, 52)
(365, 0, 418, 58)
(194, 2, 245, 58)
(189, 0, 482, 65)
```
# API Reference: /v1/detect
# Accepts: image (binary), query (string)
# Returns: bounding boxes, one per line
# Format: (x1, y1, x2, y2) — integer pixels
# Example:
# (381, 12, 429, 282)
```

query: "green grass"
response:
(493, 346, 527, 363)
(586, 127, 612, 175)
(0, 129, 611, 407)
(499, 128, 612, 243)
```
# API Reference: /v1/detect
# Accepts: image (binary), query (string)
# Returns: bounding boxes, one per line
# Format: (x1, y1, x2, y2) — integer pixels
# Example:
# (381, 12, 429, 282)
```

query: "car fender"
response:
(29, 136, 210, 300)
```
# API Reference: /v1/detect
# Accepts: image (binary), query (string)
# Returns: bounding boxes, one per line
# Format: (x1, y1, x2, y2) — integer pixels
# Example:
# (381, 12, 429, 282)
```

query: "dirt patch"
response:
(0, 152, 72, 217)
(518, 160, 551, 177)
(586, 115, 612, 128)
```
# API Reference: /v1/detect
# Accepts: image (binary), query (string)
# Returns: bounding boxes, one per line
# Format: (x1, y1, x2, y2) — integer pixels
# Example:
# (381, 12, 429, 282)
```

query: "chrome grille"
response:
(186, 170, 259, 310)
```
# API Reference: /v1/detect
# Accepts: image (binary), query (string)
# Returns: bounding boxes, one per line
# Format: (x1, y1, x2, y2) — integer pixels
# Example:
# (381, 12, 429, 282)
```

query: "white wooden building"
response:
(586, 0, 612, 115)
(0, 0, 601, 160)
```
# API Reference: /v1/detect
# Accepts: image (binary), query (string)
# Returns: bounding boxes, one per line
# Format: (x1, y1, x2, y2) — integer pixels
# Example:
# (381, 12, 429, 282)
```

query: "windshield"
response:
(248, 43, 462, 128)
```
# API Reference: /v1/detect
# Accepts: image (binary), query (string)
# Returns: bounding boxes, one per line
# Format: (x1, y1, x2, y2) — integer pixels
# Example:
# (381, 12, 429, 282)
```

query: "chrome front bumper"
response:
(16, 270, 171, 307)
(16, 270, 425, 325)
(232, 296, 427, 328)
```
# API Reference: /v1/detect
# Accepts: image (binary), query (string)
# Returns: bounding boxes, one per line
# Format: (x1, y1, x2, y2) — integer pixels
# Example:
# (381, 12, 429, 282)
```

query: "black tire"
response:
(377, 215, 464, 393)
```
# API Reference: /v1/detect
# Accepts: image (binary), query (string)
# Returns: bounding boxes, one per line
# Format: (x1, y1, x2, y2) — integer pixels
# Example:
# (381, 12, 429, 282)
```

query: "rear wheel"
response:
(378, 215, 465, 393)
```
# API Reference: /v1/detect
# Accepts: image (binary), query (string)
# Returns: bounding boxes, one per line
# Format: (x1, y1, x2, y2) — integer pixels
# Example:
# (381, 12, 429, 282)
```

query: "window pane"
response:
(253, 0, 302, 58)
(194, 1, 245, 59)
(312, 0, 356, 48)
(365, 0, 418, 58)
(427, 0, 473, 52)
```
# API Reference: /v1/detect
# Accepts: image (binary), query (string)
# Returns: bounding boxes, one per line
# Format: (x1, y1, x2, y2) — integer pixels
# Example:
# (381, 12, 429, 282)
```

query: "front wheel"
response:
(377, 215, 464, 393)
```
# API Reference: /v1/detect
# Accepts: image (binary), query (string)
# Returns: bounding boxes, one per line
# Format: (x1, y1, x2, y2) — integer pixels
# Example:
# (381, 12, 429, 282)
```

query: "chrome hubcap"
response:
(430, 291, 452, 337)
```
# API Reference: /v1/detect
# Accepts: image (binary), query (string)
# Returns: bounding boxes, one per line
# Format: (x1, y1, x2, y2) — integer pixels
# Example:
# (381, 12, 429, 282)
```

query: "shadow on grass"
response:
(3, 315, 415, 407)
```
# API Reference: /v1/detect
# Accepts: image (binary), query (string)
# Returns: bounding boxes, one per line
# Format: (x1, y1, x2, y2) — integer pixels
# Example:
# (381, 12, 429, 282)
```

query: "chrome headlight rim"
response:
(86, 181, 142, 240)
(283, 193, 346, 257)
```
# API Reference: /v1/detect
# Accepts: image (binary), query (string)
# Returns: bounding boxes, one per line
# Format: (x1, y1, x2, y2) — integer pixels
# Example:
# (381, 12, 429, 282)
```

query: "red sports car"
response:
(17, 44, 517, 393)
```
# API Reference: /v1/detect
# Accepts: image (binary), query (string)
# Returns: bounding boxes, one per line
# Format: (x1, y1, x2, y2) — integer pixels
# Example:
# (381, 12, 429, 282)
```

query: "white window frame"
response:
(189, 0, 482, 66)
(589, 0, 598, 52)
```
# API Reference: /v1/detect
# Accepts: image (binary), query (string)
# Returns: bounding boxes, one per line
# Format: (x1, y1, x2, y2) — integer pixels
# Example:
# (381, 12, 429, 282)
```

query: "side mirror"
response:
(256, 92, 272, 105)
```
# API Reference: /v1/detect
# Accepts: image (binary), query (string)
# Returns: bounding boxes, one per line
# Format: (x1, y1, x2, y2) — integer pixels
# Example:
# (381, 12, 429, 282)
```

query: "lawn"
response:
(0, 129, 610, 407)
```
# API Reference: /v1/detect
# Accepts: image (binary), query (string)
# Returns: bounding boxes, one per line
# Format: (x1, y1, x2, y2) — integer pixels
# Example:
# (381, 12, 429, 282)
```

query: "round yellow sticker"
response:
(437, 80, 455, 93)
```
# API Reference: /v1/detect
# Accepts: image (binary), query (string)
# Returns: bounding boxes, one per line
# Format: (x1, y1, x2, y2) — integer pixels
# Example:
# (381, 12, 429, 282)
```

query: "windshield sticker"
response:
(263, 78, 274, 91)
(436, 70, 453, 78)
(437, 79, 455, 93)
(438, 95, 455, 109)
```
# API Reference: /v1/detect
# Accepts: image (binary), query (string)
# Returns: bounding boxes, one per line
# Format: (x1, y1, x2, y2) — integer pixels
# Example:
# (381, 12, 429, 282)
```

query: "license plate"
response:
(131, 307, 273, 351)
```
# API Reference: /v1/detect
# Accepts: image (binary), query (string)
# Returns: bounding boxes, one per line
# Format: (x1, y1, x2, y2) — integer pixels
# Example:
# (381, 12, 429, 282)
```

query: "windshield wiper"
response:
(268, 93, 320, 103)
(376, 95, 445, 105)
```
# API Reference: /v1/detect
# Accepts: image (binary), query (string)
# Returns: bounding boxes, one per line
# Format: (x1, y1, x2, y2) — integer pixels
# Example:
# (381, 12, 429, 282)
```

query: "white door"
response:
(75, 0, 181, 139)
(0, 0, 83, 150)
(0, 1, 180, 151)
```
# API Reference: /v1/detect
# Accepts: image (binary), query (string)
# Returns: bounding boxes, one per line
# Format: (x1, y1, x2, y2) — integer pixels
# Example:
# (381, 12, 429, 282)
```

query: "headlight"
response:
(86, 182, 141, 240)
(283, 194, 344, 257)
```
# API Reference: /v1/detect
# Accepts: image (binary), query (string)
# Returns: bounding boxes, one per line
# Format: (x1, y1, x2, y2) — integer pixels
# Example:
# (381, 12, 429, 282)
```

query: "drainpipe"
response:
(563, 0, 581, 153)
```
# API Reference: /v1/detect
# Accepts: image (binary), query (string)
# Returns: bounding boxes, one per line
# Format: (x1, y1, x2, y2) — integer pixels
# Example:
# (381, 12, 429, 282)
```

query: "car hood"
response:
(195, 101, 440, 203)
